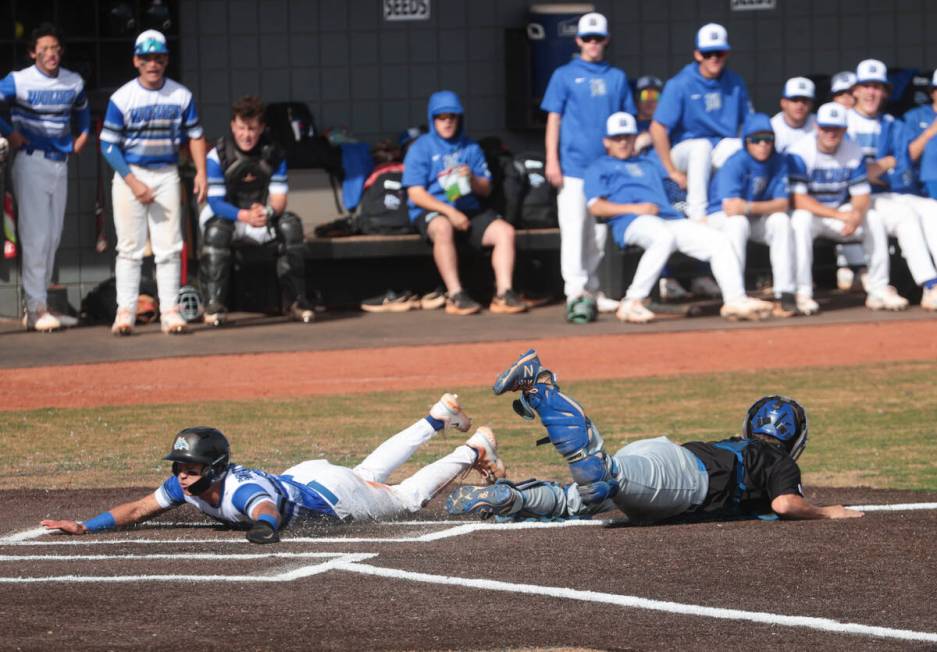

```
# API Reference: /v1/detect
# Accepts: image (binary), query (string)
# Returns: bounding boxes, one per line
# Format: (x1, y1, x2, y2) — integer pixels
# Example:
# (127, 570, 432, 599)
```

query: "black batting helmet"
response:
(164, 426, 230, 495)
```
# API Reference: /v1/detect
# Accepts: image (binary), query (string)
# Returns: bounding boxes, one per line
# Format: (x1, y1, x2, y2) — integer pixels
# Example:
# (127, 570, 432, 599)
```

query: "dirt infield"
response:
(2, 319, 937, 411)
(3, 486, 936, 650)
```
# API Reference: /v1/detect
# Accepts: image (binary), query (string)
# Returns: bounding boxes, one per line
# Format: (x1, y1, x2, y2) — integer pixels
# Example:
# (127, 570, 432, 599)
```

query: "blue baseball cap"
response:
(743, 113, 774, 139)
(134, 29, 169, 55)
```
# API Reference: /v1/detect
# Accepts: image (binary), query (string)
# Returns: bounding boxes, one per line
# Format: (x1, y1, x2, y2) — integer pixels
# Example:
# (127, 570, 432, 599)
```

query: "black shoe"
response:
(489, 289, 528, 314)
(445, 291, 482, 315)
(361, 290, 419, 313)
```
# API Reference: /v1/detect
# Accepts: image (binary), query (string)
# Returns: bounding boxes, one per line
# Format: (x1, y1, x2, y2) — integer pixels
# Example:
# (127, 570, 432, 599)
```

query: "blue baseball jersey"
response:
(401, 134, 490, 221)
(205, 147, 288, 221)
(0, 65, 90, 154)
(846, 109, 918, 194)
(100, 78, 203, 168)
(153, 464, 337, 529)
(540, 58, 636, 178)
(787, 135, 870, 208)
(903, 104, 937, 183)
(707, 148, 789, 215)
(583, 153, 681, 246)
(653, 62, 751, 145)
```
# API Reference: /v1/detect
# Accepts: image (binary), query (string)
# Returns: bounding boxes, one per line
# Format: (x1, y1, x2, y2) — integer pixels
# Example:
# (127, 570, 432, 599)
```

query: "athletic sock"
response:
(923, 278, 937, 290)
(424, 415, 445, 431)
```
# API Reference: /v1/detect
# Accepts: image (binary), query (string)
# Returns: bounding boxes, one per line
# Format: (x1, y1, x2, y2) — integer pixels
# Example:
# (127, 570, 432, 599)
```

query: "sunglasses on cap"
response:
(701, 50, 727, 59)
(747, 135, 775, 144)
(580, 35, 606, 43)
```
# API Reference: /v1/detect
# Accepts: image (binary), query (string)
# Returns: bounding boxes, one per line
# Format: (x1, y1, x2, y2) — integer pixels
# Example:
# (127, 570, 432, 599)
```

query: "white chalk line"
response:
(848, 502, 937, 511)
(0, 552, 377, 584)
(0, 519, 607, 547)
(0, 552, 349, 562)
(335, 561, 937, 644)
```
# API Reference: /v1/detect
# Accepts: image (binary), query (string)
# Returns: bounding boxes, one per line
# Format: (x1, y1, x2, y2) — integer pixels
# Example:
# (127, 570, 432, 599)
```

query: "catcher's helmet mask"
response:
(742, 395, 808, 461)
(164, 426, 230, 495)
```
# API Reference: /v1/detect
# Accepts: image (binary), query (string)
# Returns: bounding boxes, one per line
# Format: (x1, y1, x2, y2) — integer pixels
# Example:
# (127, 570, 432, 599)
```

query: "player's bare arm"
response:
(269, 192, 287, 216)
(407, 185, 470, 230)
(589, 197, 659, 220)
(544, 112, 563, 187)
(771, 493, 864, 520)
(747, 196, 789, 216)
(40, 493, 168, 535)
(462, 166, 490, 198)
(792, 192, 845, 220)
(189, 136, 208, 203)
(125, 174, 155, 204)
(908, 121, 937, 161)
(649, 120, 686, 188)
(866, 156, 896, 185)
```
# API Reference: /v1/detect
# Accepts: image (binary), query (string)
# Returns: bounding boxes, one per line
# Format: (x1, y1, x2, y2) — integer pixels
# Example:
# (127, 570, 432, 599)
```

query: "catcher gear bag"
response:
(177, 285, 204, 322)
(742, 395, 808, 461)
(515, 153, 558, 228)
(164, 426, 230, 495)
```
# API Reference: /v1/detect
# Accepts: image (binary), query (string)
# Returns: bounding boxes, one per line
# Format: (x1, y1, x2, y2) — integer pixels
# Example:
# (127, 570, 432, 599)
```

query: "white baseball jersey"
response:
(0, 65, 90, 154)
(770, 112, 816, 154)
(787, 135, 870, 207)
(100, 77, 203, 168)
(845, 108, 884, 159)
(153, 463, 338, 527)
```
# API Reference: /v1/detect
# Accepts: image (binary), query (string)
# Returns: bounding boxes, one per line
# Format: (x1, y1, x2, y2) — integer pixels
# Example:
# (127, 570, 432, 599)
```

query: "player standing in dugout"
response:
(100, 29, 207, 336)
(0, 23, 91, 332)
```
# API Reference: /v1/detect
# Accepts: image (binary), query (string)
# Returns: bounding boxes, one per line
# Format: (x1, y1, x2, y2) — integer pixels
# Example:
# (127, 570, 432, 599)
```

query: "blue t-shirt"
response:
(903, 104, 937, 183)
(706, 148, 789, 215)
(540, 58, 636, 178)
(653, 62, 751, 145)
(583, 154, 681, 247)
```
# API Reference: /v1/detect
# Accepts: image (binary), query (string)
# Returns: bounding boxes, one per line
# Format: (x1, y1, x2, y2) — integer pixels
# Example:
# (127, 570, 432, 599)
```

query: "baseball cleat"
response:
(836, 266, 855, 292)
(921, 286, 937, 311)
(616, 298, 655, 323)
(795, 293, 820, 316)
(690, 276, 722, 298)
(111, 308, 135, 336)
(720, 297, 774, 321)
(429, 393, 472, 432)
(493, 349, 541, 395)
(594, 292, 620, 314)
(865, 286, 909, 312)
(465, 426, 506, 483)
(160, 308, 190, 335)
(203, 309, 227, 327)
(23, 309, 62, 333)
(446, 482, 518, 519)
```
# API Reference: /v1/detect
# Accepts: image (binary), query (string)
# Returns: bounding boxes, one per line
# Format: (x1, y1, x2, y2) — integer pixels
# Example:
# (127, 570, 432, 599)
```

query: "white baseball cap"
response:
(577, 13, 608, 38)
(606, 112, 637, 136)
(696, 23, 730, 53)
(783, 77, 815, 100)
(134, 29, 169, 55)
(816, 102, 848, 128)
(856, 59, 889, 85)
(831, 71, 857, 94)
(931, 69, 937, 88)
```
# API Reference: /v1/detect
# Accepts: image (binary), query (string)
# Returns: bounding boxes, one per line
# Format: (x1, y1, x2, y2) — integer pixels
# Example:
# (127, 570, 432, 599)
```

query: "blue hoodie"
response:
(401, 90, 490, 221)
(653, 62, 751, 145)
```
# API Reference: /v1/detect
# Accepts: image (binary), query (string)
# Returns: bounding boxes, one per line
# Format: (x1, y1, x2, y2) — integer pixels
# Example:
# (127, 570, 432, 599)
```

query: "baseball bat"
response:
(3, 190, 16, 260)
(94, 118, 108, 253)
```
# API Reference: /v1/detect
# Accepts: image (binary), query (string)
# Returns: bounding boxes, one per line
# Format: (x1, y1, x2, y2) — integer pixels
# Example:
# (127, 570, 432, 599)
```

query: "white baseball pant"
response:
(199, 205, 276, 244)
(621, 215, 746, 303)
(790, 205, 889, 297)
(670, 138, 742, 220)
(870, 193, 937, 281)
(708, 211, 796, 296)
(112, 165, 183, 314)
(557, 176, 607, 299)
(281, 418, 475, 521)
(11, 151, 68, 313)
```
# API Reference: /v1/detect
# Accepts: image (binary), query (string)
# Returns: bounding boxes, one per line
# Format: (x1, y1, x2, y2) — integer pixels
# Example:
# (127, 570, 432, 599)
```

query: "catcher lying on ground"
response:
(41, 394, 505, 544)
(447, 349, 863, 523)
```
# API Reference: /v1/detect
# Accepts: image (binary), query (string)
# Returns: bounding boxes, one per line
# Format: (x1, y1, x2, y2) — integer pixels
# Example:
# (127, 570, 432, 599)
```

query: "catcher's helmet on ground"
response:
(177, 285, 203, 322)
(164, 426, 230, 494)
(742, 395, 808, 461)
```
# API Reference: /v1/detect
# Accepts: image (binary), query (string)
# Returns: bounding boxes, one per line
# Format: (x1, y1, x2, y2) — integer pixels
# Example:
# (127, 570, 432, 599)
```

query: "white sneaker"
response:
(160, 308, 190, 334)
(52, 312, 78, 328)
(720, 296, 773, 321)
(922, 286, 937, 311)
(465, 426, 506, 484)
(595, 292, 620, 314)
(111, 308, 135, 336)
(795, 293, 820, 316)
(690, 276, 722, 298)
(836, 267, 854, 292)
(616, 298, 655, 323)
(659, 277, 690, 302)
(430, 393, 471, 432)
(866, 286, 909, 311)
(23, 309, 62, 332)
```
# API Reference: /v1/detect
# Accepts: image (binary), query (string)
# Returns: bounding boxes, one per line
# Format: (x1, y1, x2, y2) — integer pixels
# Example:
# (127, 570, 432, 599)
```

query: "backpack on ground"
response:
(515, 152, 558, 228)
(478, 137, 526, 224)
(352, 164, 415, 235)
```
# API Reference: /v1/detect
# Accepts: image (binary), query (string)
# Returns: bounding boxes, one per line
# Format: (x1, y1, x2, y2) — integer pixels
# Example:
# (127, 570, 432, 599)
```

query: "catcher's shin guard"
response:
(199, 218, 235, 312)
(525, 384, 621, 504)
(274, 212, 307, 303)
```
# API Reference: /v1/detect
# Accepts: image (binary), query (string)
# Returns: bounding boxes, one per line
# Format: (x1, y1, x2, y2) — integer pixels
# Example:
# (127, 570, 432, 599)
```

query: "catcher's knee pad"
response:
(569, 455, 620, 504)
(202, 217, 235, 249)
(275, 212, 304, 246)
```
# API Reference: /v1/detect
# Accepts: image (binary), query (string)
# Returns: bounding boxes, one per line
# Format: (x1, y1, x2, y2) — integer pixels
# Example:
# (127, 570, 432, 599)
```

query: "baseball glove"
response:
(135, 294, 159, 324)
